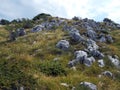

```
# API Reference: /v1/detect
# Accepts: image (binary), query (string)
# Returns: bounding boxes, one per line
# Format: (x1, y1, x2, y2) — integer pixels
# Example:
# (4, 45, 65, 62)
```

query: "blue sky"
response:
(0, 0, 120, 23)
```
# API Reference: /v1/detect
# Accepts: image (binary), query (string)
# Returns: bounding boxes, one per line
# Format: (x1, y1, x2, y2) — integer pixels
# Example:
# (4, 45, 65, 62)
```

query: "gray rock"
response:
(87, 39, 99, 51)
(90, 50, 104, 59)
(106, 35, 113, 43)
(9, 31, 17, 41)
(80, 82, 97, 90)
(68, 59, 78, 67)
(19, 28, 26, 36)
(84, 57, 95, 67)
(99, 35, 106, 43)
(102, 71, 113, 78)
(86, 30, 97, 40)
(31, 25, 44, 32)
(75, 50, 87, 61)
(98, 59, 105, 67)
(56, 40, 70, 51)
(108, 55, 120, 68)
(70, 30, 84, 42)
(63, 25, 76, 32)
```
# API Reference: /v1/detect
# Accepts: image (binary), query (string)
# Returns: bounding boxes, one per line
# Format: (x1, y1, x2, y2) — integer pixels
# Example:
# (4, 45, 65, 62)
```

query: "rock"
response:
(90, 50, 104, 59)
(86, 39, 99, 51)
(102, 71, 113, 78)
(68, 59, 78, 67)
(98, 59, 105, 67)
(86, 30, 97, 40)
(60, 83, 69, 87)
(71, 66, 77, 71)
(19, 28, 26, 36)
(31, 25, 44, 32)
(106, 35, 113, 43)
(56, 40, 70, 51)
(108, 55, 120, 68)
(80, 82, 97, 90)
(63, 25, 76, 32)
(99, 36, 106, 43)
(70, 30, 84, 42)
(84, 57, 95, 67)
(9, 31, 17, 41)
(74, 50, 88, 63)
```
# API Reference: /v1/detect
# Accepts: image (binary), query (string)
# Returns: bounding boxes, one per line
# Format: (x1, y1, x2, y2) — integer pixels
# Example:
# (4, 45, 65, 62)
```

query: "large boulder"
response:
(80, 82, 97, 90)
(56, 40, 70, 51)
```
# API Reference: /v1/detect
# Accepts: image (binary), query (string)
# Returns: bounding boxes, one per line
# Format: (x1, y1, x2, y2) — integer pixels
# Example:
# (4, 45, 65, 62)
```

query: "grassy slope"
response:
(0, 26, 120, 90)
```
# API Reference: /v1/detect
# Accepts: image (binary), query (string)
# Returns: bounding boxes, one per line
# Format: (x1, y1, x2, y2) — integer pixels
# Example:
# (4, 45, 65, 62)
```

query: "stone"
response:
(68, 59, 78, 67)
(90, 50, 104, 59)
(70, 30, 84, 42)
(74, 50, 87, 59)
(80, 82, 97, 90)
(86, 39, 99, 51)
(102, 71, 113, 78)
(31, 25, 44, 32)
(19, 28, 26, 36)
(60, 83, 69, 87)
(106, 35, 113, 43)
(99, 36, 106, 43)
(84, 57, 95, 67)
(108, 55, 120, 68)
(56, 40, 70, 51)
(86, 30, 97, 40)
(98, 59, 105, 67)
(9, 31, 17, 41)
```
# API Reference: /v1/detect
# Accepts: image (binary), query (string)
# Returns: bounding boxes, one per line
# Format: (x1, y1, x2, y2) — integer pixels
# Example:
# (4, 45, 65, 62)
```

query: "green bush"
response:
(33, 13, 51, 21)
(39, 61, 67, 76)
(0, 59, 37, 90)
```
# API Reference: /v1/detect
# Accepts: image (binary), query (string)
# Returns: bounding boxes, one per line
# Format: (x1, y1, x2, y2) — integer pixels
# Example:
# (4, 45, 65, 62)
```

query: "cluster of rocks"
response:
(9, 28, 26, 41)
(31, 19, 66, 32)
(103, 18, 120, 29)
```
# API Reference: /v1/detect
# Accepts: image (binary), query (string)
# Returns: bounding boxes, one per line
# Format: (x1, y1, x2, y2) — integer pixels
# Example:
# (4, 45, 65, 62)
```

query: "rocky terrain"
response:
(0, 13, 120, 90)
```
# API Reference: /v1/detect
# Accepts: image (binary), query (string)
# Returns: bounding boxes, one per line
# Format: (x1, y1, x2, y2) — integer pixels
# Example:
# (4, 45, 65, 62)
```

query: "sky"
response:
(0, 0, 120, 23)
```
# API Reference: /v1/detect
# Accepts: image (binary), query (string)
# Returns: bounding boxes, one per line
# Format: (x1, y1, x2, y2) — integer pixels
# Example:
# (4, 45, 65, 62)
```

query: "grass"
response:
(0, 24, 120, 90)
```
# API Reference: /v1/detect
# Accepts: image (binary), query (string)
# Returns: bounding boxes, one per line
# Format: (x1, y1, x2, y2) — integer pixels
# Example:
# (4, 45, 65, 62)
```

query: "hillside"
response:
(0, 14, 120, 90)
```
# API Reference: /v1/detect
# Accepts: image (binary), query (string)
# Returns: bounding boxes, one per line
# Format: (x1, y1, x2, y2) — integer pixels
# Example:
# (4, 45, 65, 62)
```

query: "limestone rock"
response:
(56, 40, 70, 51)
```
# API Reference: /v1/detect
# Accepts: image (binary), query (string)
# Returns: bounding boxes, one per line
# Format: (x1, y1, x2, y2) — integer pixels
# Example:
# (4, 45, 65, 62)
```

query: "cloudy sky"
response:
(0, 0, 120, 23)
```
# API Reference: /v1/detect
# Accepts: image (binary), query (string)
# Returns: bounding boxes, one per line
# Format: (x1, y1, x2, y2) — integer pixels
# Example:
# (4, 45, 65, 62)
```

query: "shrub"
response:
(0, 59, 37, 90)
(39, 61, 67, 76)
(33, 13, 51, 21)
(0, 19, 10, 25)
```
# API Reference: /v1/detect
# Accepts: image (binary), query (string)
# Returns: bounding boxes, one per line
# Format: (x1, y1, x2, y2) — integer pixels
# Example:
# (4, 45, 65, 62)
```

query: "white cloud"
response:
(0, 0, 120, 23)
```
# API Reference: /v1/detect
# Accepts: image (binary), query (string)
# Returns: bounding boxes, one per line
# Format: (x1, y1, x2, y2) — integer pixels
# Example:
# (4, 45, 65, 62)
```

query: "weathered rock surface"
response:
(80, 82, 97, 90)
(56, 40, 70, 51)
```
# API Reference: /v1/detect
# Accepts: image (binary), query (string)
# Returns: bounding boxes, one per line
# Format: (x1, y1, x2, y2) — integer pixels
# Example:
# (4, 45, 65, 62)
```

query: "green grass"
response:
(0, 25, 120, 90)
